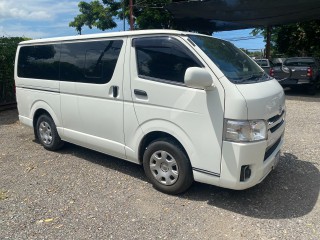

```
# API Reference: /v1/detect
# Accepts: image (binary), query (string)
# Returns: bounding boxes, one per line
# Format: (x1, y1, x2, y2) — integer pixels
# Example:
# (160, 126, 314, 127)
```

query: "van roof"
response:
(19, 29, 207, 45)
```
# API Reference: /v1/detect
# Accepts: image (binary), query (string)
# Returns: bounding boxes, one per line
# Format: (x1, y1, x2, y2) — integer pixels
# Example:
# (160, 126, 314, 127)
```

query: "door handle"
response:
(112, 86, 119, 98)
(134, 89, 147, 97)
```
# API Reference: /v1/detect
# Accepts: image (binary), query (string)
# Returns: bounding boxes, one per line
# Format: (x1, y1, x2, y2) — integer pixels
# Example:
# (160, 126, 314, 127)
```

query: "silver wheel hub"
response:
(160, 163, 169, 172)
(149, 150, 179, 186)
(39, 121, 53, 145)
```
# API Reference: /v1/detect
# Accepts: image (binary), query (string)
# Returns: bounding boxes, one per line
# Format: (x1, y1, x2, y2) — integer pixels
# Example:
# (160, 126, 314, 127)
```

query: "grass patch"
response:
(0, 190, 8, 200)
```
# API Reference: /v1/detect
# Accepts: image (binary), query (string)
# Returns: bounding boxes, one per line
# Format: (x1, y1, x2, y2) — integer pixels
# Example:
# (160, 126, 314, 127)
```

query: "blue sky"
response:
(0, 0, 265, 50)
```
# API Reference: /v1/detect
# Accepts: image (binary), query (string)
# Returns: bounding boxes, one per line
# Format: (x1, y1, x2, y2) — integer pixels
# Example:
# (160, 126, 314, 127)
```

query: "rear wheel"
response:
(36, 114, 64, 151)
(143, 139, 193, 194)
(306, 84, 316, 95)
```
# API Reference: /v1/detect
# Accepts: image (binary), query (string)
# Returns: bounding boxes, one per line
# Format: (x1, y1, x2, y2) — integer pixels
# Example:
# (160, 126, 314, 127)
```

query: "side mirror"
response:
(184, 67, 214, 89)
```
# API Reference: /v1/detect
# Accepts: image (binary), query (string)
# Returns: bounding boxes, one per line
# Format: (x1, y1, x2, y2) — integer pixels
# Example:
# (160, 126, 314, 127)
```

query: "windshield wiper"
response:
(233, 73, 269, 83)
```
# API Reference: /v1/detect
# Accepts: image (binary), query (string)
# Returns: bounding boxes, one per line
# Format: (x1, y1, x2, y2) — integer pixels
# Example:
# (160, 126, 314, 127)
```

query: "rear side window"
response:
(17, 40, 123, 84)
(133, 37, 201, 83)
(18, 44, 60, 80)
(60, 40, 123, 84)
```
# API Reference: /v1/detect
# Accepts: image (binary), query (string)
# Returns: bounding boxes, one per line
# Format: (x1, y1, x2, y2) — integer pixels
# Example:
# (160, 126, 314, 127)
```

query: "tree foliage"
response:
(0, 37, 29, 104)
(276, 20, 320, 57)
(252, 20, 320, 58)
(69, 0, 172, 34)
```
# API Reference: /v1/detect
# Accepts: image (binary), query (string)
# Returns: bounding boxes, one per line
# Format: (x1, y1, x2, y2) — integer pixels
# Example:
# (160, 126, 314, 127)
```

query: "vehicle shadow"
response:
(181, 152, 319, 219)
(58, 143, 147, 181)
(58, 143, 319, 220)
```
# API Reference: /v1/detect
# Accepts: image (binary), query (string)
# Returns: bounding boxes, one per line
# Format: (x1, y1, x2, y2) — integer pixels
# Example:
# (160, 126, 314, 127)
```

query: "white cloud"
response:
(0, 1, 51, 20)
(0, 0, 79, 21)
(0, 0, 83, 38)
(0, 1, 126, 39)
(0, 25, 48, 38)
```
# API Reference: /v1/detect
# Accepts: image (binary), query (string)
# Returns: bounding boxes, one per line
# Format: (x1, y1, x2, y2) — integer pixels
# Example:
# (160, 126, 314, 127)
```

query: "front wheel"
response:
(36, 114, 64, 151)
(143, 140, 193, 194)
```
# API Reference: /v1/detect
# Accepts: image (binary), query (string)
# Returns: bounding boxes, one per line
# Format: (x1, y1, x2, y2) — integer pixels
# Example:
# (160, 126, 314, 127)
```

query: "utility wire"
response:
(222, 35, 264, 41)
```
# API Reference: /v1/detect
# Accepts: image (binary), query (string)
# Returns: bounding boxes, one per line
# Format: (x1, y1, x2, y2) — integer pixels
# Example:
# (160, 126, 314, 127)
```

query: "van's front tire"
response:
(36, 114, 64, 151)
(143, 140, 193, 194)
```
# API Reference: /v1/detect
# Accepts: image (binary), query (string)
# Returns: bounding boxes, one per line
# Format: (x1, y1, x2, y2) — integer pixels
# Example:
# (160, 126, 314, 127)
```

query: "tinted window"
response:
(133, 37, 201, 83)
(60, 40, 123, 84)
(18, 44, 60, 80)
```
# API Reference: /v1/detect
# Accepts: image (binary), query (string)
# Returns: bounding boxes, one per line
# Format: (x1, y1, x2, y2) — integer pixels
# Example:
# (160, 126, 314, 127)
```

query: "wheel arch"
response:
(138, 131, 191, 165)
(30, 101, 62, 140)
(30, 101, 61, 127)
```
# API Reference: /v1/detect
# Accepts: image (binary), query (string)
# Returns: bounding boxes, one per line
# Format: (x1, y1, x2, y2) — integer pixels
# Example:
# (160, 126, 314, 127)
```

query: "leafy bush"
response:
(0, 37, 29, 104)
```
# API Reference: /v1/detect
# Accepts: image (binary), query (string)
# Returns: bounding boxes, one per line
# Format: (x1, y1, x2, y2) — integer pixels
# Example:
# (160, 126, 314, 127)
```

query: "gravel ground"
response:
(0, 89, 319, 240)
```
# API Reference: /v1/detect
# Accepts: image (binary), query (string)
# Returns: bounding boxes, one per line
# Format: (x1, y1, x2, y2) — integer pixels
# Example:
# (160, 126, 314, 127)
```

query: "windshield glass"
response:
(188, 35, 272, 84)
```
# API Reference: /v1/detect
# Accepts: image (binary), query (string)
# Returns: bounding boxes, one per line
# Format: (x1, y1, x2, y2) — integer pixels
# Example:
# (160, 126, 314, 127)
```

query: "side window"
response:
(133, 37, 202, 83)
(60, 40, 123, 84)
(18, 44, 60, 80)
(85, 50, 103, 78)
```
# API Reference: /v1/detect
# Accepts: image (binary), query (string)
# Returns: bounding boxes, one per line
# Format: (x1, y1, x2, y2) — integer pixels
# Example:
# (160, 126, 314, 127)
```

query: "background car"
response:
(270, 57, 319, 95)
(254, 58, 273, 74)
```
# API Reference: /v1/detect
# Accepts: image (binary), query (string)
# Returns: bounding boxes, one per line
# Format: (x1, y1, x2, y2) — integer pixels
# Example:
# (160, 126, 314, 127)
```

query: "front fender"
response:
(126, 119, 196, 166)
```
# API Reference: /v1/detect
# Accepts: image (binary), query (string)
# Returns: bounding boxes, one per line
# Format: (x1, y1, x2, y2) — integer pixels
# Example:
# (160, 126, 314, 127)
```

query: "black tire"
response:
(306, 84, 317, 95)
(143, 139, 193, 194)
(36, 114, 64, 151)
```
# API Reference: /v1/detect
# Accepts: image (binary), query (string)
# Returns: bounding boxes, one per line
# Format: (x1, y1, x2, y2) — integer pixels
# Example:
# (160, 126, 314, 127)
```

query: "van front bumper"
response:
(218, 135, 284, 190)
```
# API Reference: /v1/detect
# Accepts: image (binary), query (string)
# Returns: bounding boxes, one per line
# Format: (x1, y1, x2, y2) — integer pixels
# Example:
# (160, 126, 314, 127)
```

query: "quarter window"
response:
(18, 44, 60, 80)
(133, 37, 201, 83)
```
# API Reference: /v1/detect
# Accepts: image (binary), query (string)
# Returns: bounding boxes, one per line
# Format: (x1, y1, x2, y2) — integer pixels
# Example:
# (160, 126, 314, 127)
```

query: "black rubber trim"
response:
(19, 86, 60, 93)
(264, 137, 282, 161)
(137, 74, 187, 87)
(270, 120, 284, 133)
(268, 110, 285, 126)
(192, 167, 220, 177)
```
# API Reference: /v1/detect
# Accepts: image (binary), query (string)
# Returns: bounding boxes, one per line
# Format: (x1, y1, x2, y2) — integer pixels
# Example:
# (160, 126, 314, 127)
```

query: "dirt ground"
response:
(0, 89, 319, 240)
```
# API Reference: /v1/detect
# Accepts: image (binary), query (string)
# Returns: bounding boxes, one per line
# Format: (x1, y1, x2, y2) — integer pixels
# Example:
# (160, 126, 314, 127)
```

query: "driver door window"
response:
(133, 37, 202, 84)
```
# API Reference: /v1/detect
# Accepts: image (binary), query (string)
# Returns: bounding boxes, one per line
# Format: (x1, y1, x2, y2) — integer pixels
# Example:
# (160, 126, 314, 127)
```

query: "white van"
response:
(14, 30, 285, 194)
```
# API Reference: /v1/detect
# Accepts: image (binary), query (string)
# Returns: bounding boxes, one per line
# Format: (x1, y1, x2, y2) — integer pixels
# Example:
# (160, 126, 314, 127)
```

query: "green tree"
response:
(251, 20, 320, 58)
(69, 0, 172, 34)
(0, 37, 29, 103)
(251, 27, 280, 58)
(275, 20, 320, 57)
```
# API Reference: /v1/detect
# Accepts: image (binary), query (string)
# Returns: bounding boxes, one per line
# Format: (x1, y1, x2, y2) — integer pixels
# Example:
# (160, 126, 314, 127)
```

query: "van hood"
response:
(236, 80, 285, 120)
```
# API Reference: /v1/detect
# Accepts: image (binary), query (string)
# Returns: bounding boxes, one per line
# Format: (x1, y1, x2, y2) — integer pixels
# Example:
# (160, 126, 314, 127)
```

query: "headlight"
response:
(224, 119, 267, 142)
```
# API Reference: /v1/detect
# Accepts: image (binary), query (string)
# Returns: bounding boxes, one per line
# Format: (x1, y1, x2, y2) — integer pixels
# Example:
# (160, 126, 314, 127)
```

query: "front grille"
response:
(268, 110, 285, 127)
(264, 137, 281, 161)
(264, 110, 285, 161)
(270, 119, 284, 133)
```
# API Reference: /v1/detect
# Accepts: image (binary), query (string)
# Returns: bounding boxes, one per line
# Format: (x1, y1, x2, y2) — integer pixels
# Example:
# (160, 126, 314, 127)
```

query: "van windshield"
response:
(188, 35, 272, 84)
